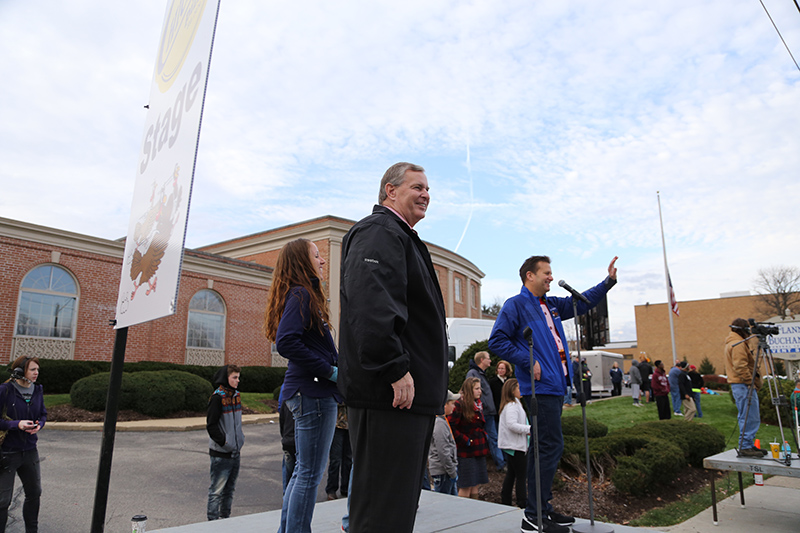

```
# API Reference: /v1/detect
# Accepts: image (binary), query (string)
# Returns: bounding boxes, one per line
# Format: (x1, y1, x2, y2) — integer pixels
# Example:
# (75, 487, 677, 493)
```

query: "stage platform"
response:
(152, 490, 657, 532)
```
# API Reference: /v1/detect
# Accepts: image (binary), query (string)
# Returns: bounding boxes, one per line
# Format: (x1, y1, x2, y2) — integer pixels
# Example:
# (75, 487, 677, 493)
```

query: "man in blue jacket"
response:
(489, 255, 617, 533)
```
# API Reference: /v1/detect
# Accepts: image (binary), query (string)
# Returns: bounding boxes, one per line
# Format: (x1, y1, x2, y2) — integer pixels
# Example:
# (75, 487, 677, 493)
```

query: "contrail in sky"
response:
(454, 142, 474, 254)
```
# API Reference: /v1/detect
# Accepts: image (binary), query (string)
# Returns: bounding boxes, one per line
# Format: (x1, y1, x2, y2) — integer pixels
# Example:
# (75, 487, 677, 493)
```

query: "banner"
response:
(115, 0, 221, 329)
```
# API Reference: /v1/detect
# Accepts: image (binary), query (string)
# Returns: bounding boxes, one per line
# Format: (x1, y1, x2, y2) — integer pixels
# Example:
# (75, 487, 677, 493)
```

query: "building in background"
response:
(1, 215, 483, 367)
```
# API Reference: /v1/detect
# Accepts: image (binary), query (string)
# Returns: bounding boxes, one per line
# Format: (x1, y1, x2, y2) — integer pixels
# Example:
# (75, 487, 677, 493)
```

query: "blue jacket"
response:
(0, 381, 47, 452)
(488, 277, 615, 396)
(276, 283, 342, 403)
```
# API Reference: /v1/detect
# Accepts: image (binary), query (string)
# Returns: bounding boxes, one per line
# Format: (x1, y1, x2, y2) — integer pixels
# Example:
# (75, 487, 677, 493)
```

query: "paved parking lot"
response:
(12, 421, 300, 533)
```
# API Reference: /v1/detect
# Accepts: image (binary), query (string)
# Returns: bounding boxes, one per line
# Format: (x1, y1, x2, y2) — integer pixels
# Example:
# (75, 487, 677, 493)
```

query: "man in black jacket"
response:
(339, 162, 448, 533)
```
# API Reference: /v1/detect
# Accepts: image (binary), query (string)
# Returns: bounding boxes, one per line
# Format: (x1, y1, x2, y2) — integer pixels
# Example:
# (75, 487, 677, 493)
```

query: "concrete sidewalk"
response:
(654, 475, 800, 533)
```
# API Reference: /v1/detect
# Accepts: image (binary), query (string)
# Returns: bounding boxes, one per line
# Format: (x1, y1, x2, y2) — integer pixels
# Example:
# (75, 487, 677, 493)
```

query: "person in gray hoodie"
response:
(206, 365, 245, 521)
(629, 360, 642, 407)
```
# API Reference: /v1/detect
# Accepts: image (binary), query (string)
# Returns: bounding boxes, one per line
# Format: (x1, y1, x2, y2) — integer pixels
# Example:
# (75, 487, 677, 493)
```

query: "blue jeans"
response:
(692, 391, 703, 418)
(484, 415, 505, 469)
(431, 474, 458, 495)
(279, 393, 337, 533)
(326, 428, 351, 496)
(207, 454, 240, 520)
(524, 395, 563, 521)
(0, 449, 41, 532)
(731, 384, 760, 449)
(670, 388, 681, 413)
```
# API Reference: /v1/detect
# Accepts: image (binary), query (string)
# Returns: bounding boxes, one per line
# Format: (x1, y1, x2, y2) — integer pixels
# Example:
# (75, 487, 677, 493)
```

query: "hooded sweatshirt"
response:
(206, 365, 245, 457)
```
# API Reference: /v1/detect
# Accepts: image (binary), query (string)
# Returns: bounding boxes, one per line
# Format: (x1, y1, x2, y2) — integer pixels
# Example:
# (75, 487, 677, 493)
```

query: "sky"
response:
(2, 0, 800, 342)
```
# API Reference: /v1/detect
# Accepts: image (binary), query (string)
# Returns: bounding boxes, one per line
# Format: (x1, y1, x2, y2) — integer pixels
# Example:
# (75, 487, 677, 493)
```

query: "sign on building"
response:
(115, 0, 221, 329)
(768, 321, 800, 354)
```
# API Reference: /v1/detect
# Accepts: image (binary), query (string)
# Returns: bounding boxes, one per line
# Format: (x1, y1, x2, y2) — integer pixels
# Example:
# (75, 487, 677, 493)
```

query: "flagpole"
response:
(657, 192, 678, 366)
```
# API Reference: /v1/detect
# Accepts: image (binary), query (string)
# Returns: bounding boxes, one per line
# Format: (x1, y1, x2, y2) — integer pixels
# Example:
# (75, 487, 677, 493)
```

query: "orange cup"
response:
(771, 442, 780, 459)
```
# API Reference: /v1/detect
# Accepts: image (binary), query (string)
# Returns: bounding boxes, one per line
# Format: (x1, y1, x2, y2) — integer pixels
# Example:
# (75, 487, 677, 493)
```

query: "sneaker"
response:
(674, 412, 684, 416)
(549, 510, 575, 526)
(738, 447, 766, 458)
(521, 515, 570, 533)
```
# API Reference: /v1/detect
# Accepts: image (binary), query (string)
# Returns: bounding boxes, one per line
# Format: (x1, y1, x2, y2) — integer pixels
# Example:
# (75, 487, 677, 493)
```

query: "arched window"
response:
(187, 290, 226, 349)
(16, 264, 78, 339)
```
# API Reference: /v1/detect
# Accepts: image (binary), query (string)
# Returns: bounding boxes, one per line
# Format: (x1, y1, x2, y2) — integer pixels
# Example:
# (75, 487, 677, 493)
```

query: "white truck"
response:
(446, 318, 496, 366)
(575, 350, 625, 397)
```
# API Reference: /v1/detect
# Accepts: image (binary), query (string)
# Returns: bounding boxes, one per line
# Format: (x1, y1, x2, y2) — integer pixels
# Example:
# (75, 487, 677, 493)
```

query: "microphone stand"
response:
(570, 299, 614, 533)
(524, 327, 543, 533)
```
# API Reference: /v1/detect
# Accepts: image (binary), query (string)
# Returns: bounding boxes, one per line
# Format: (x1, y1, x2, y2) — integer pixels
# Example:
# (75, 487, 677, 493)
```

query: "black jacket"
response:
(338, 205, 448, 415)
(678, 371, 694, 398)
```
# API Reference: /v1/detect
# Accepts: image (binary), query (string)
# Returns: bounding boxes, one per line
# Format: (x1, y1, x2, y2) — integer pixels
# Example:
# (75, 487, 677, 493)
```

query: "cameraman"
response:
(725, 318, 765, 457)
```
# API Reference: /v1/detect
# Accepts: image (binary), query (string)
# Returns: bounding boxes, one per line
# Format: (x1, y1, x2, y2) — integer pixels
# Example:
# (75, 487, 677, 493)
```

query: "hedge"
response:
(560, 419, 724, 494)
(562, 416, 608, 439)
(448, 340, 501, 393)
(70, 370, 214, 417)
(19, 359, 286, 395)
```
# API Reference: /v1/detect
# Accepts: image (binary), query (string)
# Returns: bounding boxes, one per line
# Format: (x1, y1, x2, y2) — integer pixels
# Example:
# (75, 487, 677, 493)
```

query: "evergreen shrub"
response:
(562, 416, 608, 438)
(448, 340, 501, 393)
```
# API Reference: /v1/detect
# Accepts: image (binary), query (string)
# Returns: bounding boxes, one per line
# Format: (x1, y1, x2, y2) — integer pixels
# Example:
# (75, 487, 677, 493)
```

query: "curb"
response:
(46, 413, 278, 432)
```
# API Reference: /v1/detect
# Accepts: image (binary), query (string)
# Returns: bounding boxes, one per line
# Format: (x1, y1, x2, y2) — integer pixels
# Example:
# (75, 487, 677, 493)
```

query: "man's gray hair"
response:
(378, 162, 425, 204)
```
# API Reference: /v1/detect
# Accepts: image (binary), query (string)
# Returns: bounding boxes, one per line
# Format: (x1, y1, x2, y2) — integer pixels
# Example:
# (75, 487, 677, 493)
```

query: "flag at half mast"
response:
(668, 272, 680, 316)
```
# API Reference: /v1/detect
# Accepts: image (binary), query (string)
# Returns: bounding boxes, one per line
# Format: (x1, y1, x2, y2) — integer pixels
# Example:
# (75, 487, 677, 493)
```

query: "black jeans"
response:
(0, 449, 41, 533)
(325, 427, 352, 496)
(501, 449, 527, 508)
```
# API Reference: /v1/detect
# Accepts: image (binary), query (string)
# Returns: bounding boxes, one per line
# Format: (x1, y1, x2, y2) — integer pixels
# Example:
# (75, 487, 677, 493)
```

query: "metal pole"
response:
(523, 327, 543, 533)
(571, 300, 614, 533)
(90, 325, 128, 533)
(657, 192, 679, 366)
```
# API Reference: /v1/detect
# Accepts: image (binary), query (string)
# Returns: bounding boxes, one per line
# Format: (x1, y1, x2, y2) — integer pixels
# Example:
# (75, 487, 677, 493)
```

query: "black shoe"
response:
(521, 515, 570, 533)
(738, 447, 766, 458)
(549, 510, 575, 526)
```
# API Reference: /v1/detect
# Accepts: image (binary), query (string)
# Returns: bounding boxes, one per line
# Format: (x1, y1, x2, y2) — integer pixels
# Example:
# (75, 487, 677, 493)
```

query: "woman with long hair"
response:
(497, 378, 530, 508)
(448, 377, 488, 498)
(264, 238, 341, 533)
(0, 356, 46, 533)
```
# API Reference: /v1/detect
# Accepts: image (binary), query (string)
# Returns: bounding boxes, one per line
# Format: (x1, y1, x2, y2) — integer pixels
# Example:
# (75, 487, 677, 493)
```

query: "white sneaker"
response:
(674, 412, 683, 416)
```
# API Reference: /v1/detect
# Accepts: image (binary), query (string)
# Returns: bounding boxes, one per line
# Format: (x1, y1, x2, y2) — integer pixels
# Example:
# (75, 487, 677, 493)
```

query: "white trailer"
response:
(576, 350, 624, 396)
(446, 318, 496, 365)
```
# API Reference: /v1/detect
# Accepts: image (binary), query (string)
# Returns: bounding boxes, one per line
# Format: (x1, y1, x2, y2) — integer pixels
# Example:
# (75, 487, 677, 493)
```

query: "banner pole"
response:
(90, 324, 129, 533)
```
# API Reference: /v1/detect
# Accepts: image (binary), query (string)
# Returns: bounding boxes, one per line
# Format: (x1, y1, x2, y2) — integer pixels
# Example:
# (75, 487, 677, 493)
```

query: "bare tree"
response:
(753, 266, 800, 319)
(481, 296, 504, 317)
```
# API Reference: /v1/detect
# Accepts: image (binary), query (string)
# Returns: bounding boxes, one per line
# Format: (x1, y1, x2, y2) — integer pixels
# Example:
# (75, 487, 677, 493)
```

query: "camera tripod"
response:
(736, 332, 794, 465)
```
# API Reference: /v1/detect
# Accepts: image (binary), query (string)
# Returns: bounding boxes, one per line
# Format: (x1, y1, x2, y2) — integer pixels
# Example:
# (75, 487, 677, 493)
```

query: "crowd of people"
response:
(2, 162, 784, 533)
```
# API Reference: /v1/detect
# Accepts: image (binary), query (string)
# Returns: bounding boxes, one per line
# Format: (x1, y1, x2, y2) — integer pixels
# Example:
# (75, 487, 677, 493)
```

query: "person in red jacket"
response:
(650, 360, 671, 420)
(449, 377, 489, 499)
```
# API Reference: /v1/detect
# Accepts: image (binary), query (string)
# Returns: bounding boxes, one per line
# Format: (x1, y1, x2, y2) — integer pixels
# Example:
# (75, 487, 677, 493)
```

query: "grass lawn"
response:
(239, 392, 275, 414)
(44, 393, 71, 408)
(563, 392, 793, 451)
(563, 392, 796, 526)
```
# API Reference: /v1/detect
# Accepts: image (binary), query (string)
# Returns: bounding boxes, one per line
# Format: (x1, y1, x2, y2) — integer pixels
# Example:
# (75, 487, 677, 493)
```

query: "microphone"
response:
(558, 280, 590, 305)
(523, 326, 533, 345)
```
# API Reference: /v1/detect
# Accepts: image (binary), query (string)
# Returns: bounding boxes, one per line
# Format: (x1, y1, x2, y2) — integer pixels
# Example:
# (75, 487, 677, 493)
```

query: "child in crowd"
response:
(429, 390, 460, 495)
(498, 378, 530, 508)
(206, 365, 244, 521)
(449, 377, 489, 499)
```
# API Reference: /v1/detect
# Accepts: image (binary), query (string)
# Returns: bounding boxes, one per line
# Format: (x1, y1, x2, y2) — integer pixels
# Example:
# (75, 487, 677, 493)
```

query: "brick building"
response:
(2, 215, 484, 367)
(633, 294, 764, 374)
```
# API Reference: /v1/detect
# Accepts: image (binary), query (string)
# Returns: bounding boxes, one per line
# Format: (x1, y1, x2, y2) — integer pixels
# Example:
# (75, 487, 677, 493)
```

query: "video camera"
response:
(748, 318, 779, 337)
